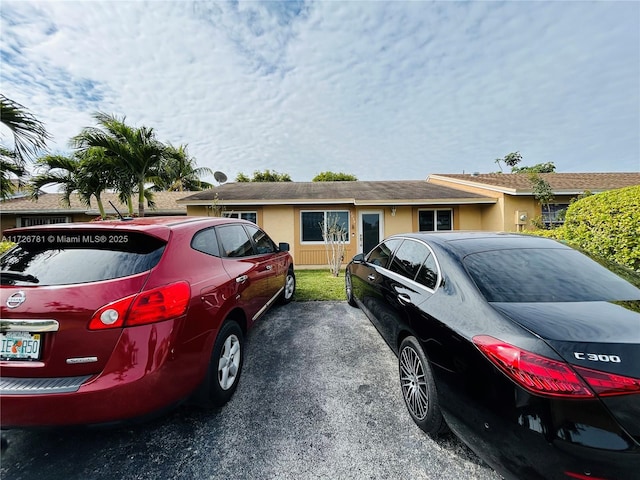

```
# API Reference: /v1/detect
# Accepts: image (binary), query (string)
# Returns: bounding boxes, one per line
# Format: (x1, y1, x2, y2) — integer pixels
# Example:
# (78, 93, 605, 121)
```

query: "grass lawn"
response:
(293, 269, 346, 302)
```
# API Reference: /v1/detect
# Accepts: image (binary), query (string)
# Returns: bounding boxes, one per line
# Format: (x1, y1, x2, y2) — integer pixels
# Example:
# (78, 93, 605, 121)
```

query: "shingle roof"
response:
(178, 180, 494, 205)
(0, 191, 190, 214)
(428, 172, 640, 194)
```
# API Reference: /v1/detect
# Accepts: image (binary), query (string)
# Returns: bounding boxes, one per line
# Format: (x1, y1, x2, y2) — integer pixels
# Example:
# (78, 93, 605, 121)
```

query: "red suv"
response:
(0, 216, 295, 427)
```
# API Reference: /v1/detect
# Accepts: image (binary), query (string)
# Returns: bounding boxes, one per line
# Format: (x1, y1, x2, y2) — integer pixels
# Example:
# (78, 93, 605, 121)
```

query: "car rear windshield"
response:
(1, 231, 166, 286)
(463, 248, 640, 303)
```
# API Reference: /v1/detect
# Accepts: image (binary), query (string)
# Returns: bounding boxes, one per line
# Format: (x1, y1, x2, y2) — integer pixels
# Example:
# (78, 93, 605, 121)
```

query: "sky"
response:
(1, 0, 639, 184)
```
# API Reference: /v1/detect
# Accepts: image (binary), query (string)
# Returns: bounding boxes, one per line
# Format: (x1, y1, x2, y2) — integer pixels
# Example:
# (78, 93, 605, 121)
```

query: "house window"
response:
(542, 204, 569, 227)
(301, 210, 350, 243)
(18, 216, 70, 227)
(223, 211, 257, 224)
(418, 209, 452, 232)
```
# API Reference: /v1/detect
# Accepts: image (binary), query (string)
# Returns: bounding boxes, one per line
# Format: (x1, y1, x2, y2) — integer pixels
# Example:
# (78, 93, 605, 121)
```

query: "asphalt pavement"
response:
(0, 301, 501, 480)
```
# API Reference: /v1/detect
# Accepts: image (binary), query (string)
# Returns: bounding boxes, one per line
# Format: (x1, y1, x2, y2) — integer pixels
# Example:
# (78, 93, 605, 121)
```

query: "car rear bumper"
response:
(442, 401, 640, 480)
(0, 321, 210, 428)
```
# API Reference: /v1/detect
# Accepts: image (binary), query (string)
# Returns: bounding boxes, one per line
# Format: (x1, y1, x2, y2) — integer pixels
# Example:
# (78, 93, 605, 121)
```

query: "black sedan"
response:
(345, 232, 640, 480)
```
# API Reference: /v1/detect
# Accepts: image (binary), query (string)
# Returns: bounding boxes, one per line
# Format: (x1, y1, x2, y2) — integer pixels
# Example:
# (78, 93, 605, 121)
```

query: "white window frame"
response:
(300, 210, 351, 245)
(418, 209, 453, 232)
(542, 204, 569, 227)
(223, 211, 258, 224)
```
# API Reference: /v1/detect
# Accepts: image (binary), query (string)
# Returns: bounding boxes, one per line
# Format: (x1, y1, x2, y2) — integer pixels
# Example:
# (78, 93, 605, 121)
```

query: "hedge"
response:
(531, 185, 640, 272)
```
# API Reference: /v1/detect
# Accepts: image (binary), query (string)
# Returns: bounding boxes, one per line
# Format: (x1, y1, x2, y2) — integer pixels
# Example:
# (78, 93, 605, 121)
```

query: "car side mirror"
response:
(278, 242, 290, 252)
(352, 253, 365, 263)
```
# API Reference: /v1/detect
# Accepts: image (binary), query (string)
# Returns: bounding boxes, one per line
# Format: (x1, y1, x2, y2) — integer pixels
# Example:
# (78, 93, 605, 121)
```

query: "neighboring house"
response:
(0, 191, 190, 233)
(428, 172, 640, 230)
(178, 181, 497, 267)
(3, 173, 638, 268)
(179, 173, 640, 267)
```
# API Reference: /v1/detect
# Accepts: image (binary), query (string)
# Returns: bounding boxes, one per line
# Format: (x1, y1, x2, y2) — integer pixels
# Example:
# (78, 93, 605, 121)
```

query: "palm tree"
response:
(0, 94, 50, 199)
(78, 148, 115, 219)
(30, 149, 113, 219)
(151, 144, 213, 191)
(30, 154, 81, 207)
(73, 113, 165, 217)
(0, 148, 26, 200)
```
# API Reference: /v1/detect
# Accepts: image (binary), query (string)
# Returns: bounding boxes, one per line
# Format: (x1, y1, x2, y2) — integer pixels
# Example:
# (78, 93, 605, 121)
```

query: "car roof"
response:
(391, 231, 571, 257)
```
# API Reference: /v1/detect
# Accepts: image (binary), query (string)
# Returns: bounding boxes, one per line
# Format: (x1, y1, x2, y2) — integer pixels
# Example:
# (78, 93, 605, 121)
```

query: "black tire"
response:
(398, 336, 448, 436)
(345, 271, 358, 308)
(279, 268, 296, 304)
(207, 320, 244, 407)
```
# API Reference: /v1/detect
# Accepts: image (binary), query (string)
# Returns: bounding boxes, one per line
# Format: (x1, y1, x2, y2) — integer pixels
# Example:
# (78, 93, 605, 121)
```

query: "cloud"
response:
(1, 0, 638, 182)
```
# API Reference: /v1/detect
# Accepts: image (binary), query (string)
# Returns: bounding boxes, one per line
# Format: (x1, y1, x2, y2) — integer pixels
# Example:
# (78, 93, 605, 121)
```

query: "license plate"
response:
(0, 331, 42, 360)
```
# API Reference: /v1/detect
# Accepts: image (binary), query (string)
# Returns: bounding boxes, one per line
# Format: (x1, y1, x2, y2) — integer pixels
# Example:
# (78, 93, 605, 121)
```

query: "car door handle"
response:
(397, 293, 412, 306)
(367, 274, 376, 282)
(236, 275, 248, 284)
(265, 265, 273, 270)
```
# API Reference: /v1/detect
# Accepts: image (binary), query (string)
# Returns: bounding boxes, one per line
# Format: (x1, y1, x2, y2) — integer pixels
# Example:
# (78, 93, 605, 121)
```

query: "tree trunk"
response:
(95, 194, 106, 220)
(137, 180, 145, 217)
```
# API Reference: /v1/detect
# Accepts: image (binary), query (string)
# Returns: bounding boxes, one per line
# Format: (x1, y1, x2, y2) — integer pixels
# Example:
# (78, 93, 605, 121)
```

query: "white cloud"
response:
(1, 0, 638, 182)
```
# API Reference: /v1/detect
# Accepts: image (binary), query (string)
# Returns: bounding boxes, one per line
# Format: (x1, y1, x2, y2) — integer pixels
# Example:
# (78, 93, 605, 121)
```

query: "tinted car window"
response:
(463, 248, 640, 302)
(416, 253, 438, 290)
(191, 227, 221, 257)
(389, 240, 430, 280)
(367, 238, 403, 267)
(0, 232, 165, 286)
(245, 225, 277, 254)
(217, 224, 255, 257)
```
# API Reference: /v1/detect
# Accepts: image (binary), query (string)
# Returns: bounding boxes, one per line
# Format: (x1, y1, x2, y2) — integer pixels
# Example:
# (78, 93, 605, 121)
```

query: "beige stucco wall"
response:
(503, 195, 574, 231)
(456, 204, 484, 230)
(1, 215, 18, 234)
(383, 206, 413, 236)
(186, 205, 210, 217)
(502, 196, 537, 231)
(262, 205, 295, 256)
(427, 177, 580, 231)
(427, 177, 507, 231)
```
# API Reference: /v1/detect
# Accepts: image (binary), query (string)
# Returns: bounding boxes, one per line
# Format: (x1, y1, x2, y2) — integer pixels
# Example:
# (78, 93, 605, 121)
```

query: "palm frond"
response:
(0, 94, 50, 165)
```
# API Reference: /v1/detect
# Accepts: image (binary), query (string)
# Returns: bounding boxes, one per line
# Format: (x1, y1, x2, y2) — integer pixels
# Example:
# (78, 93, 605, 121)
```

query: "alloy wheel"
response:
(284, 273, 295, 300)
(400, 345, 429, 420)
(218, 334, 241, 390)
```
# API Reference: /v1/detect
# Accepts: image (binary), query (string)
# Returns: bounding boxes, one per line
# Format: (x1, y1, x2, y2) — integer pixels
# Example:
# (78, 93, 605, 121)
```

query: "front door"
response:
(359, 211, 383, 255)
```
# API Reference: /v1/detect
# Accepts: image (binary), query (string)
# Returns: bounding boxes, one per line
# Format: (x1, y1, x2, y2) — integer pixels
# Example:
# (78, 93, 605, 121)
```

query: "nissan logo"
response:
(6, 291, 26, 309)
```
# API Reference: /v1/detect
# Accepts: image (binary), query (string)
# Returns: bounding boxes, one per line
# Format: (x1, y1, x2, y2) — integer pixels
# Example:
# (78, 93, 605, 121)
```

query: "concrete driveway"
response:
(1, 302, 501, 480)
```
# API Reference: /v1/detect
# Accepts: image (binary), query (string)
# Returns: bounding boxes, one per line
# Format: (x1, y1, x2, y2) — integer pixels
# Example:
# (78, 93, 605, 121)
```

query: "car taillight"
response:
(473, 336, 640, 399)
(473, 335, 595, 398)
(573, 364, 640, 397)
(89, 281, 190, 330)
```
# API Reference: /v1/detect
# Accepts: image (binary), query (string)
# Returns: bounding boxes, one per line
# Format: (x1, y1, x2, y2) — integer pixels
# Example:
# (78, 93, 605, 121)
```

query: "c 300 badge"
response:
(6, 291, 27, 309)
(574, 352, 621, 363)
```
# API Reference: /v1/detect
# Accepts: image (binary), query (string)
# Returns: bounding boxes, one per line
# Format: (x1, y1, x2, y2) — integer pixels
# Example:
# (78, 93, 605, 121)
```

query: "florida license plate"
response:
(0, 331, 41, 360)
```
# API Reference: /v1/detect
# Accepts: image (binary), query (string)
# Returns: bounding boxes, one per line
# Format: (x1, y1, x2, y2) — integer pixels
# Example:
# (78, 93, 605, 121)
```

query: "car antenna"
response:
(108, 200, 130, 221)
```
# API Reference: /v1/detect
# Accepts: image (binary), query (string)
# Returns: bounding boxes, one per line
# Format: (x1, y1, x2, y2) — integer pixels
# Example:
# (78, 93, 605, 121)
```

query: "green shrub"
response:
(564, 185, 639, 271)
(529, 225, 565, 240)
(531, 185, 639, 271)
(0, 241, 15, 255)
